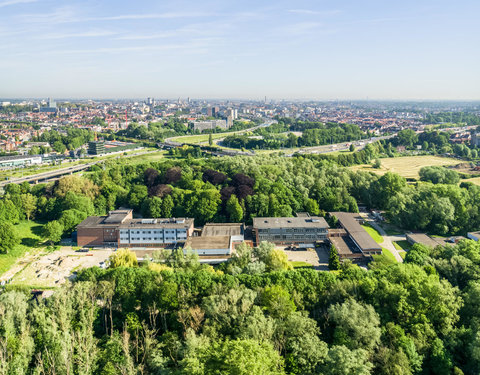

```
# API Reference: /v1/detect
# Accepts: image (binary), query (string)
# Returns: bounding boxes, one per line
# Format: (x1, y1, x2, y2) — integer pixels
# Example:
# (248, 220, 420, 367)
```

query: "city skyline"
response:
(1, 0, 479, 100)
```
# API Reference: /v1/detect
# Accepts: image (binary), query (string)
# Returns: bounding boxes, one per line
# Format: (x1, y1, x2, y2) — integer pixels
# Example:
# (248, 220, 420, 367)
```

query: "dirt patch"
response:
(8, 247, 113, 287)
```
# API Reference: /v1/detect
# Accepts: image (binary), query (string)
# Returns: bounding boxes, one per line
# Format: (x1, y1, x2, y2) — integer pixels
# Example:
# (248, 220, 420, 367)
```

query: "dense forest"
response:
(1, 152, 480, 255)
(2, 238, 480, 374)
(34, 128, 94, 154)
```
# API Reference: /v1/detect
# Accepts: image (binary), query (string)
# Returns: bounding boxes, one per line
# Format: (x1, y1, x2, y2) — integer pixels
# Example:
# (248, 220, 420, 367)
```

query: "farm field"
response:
(350, 155, 460, 179)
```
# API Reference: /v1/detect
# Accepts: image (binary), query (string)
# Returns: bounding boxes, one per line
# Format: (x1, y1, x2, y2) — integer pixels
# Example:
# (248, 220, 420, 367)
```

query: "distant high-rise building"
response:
(211, 106, 220, 117)
(48, 98, 56, 108)
(226, 108, 238, 120)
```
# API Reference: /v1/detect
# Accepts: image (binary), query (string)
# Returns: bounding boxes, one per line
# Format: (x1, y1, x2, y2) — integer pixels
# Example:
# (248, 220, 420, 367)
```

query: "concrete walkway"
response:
(360, 214, 405, 262)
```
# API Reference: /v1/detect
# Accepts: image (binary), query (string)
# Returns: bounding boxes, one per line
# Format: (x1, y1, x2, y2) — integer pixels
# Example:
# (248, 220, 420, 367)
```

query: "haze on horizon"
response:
(1, 0, 479, 101)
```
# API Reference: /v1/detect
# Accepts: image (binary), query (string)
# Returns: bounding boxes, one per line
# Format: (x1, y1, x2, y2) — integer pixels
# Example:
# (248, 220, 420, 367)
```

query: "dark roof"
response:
(330, 212, 381, 252)
(406, 233, 442, 248)
(330, 234, 364, 258)
(77, 216, 114, 228)
(202, 223, 244, 237)
(104, 209, 131, 224)
(253, 216, 329, 229)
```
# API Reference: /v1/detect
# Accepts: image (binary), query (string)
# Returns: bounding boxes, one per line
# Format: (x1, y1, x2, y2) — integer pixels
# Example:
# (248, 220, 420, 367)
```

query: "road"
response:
(0, 162, 98, 187)
(0, 149, 158, 188)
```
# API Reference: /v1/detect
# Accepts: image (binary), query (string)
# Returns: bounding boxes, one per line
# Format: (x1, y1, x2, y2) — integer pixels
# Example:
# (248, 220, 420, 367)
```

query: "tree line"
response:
(2, 237, 480, 373)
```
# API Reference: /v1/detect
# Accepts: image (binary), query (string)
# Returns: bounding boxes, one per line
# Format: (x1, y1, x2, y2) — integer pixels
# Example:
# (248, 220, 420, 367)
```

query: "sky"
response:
(0, 0, 479, 100)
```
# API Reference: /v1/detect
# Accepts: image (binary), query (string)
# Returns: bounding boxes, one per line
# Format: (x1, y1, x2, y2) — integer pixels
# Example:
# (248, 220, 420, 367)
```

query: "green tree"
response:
(20, 193, 37, 221)
(265, 249, 293, 271)
(0, 222, 20, 254)
(328, 299, 381, 352)
(396, 129, 418, 148)
(204, 339, 285, 375)
(260, 285, 296, 319)
(304, 198, 320, 215)
(226, 194, 243, 222)
(320, 346, 373, 375)
(329, 244, 341, 270)
(109, 249, 138, 268)
(43, 220, 64, 244)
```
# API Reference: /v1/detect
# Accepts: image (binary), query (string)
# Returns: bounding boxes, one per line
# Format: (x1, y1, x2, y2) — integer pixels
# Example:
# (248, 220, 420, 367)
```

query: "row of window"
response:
(120, 230, 183, 234)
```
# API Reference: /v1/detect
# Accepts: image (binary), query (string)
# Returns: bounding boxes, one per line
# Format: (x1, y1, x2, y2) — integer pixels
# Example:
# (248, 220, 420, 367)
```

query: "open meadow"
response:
(350, 155, 460, 179)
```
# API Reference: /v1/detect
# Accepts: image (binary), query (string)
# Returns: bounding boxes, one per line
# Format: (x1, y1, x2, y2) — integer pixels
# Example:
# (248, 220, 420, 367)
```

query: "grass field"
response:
(361, 223, 384, 244)
(350, 155, 460, 179)
(393, 240, 413, 251)
(291, 261, 314, 269)
(382, 247, 398, 262)
(0, 221, 45, 276)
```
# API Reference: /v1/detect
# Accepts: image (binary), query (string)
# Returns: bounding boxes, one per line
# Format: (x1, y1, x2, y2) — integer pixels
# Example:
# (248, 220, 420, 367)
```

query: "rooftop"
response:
(202, 223, 244, 237)
(253, 216, 329, 229)
(406, 233, 442, 248)
(185, 235, 231, 250)
(330, 212, 382, 252)
(119, 218, 194, 229)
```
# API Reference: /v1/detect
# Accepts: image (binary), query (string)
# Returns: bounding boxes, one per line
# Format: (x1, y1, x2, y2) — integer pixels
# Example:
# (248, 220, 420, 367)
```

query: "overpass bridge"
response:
(0, 162, 99, 188)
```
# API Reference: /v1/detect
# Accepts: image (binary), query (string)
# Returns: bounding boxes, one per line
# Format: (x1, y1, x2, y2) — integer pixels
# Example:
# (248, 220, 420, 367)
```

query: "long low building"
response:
(467, 232, 480, 241)
(0, 154, 42, 169)
(77, 209, 194, 247)
(329, 212, 382, 257)
(253, 215, 329, 245)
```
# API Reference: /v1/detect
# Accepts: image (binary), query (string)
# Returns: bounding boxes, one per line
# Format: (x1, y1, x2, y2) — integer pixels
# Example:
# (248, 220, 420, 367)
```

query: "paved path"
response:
(366, 218, 405, 262)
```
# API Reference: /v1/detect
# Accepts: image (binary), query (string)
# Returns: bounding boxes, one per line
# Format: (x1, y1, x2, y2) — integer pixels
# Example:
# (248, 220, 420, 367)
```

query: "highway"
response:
(0, 162, 99, 187)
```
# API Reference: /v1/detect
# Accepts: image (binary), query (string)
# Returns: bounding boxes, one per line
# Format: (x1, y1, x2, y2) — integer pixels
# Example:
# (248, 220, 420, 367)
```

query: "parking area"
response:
(282, 245, 330, 270)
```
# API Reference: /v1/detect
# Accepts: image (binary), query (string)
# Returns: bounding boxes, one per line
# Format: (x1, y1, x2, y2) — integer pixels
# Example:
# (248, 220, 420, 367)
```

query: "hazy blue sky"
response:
(1, 0, 479, 100)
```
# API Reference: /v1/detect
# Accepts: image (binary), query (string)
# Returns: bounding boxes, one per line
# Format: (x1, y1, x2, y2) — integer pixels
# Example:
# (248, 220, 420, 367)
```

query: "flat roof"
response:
(119, 218, 194, 229)
(330, 235, 364, 258)
(77, 216, 117, 228)
(330, 212, 381, 252)
(253, 216, 329, 229)
(104, 210, 131, 224)
(185, 236, 231, 250)
(406, 233, 442, 248)
(202, 223, 243, 237)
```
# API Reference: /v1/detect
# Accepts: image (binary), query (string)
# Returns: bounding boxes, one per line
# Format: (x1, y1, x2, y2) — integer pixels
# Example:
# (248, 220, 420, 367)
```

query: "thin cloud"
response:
(87, 12, 212, 22)
(37, 30, 117, 39)
(288, 9, 341, 16)
(0, 0, 37, 8)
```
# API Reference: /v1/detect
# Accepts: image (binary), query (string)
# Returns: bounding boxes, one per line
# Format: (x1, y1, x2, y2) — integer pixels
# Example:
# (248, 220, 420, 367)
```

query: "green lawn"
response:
(361, 223, 384, 244)
(291, 261, 314, 269)
(393, 240, 412, 251)
(381, 247, 398, 262)
(399, 251, 407, 260)
(0, 221, 45, 276)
